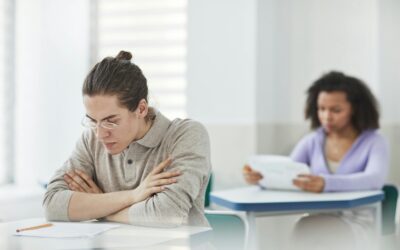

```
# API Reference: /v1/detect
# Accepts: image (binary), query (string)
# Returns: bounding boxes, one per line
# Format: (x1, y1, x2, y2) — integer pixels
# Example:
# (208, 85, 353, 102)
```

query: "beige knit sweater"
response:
(43, 111, 211, 227)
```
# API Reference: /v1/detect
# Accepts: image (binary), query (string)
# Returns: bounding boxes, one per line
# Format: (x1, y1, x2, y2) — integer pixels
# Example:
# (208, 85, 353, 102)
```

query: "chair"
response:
(204, 173, 213, 208)
(381, 184, 398, 235)
(205, 210, 248, 250)
(204, 173, 249, 249)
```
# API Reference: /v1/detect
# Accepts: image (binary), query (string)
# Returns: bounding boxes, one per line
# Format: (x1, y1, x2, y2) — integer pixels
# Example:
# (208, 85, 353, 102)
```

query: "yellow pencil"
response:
(16, 223, 53, 233)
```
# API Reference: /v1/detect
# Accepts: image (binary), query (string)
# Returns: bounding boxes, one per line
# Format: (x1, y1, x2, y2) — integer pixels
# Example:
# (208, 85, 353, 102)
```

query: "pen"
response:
(16, 223, 53, 233)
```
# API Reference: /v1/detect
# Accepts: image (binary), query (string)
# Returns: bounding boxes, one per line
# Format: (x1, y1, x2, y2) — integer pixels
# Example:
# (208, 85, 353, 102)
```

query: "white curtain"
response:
(93, 0, 188, 119)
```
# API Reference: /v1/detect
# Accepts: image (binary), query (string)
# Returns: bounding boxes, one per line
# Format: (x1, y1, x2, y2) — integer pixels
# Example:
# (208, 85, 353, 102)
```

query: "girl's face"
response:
(317, 91, 353, 134)
(83, 94, 148, 155)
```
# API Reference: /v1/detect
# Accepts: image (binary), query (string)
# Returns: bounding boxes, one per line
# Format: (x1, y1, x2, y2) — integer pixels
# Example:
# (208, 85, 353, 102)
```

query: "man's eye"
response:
(107, 119, 119, 124)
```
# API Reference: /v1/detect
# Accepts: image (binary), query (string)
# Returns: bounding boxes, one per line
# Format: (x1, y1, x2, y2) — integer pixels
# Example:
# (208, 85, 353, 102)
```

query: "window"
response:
(92, 0, 187, 119)
(0, 0, 15, 185)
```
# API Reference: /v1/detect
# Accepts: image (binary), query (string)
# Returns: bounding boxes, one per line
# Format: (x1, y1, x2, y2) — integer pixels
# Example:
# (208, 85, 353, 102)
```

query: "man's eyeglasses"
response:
(81, 117, 119, 130)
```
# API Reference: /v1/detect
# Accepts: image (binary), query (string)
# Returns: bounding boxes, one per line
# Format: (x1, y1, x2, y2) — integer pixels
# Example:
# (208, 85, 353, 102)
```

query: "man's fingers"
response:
(75, 169, 91, 182)
(149, 178, 177, 187)
(69, 182, 84, 192)
(75, 169, 98, 189)
(63, 174, 73, 183)
(152, 171, 181, 181)
(152, 157, 173, 174)
(70, 171, 91, 191)
(64, 173, 86, 191)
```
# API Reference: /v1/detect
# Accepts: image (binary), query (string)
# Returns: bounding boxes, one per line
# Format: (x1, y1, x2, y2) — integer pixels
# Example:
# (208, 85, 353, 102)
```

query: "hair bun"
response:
(115, 50, 132, 61)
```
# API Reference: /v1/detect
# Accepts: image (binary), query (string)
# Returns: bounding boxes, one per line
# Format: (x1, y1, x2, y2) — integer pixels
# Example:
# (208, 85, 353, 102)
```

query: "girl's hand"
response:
(242, 165, 263, 185)
(293, 174, 325, 193)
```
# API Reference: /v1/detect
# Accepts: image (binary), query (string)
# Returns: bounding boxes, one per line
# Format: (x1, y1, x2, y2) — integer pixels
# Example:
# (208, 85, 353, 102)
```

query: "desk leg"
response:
(373, 202, 382, 235)
(245, 212, 259, 250)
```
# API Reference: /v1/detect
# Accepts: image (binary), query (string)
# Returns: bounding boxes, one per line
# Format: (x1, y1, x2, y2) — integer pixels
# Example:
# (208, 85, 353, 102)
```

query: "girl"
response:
(243, 71, 389, 193)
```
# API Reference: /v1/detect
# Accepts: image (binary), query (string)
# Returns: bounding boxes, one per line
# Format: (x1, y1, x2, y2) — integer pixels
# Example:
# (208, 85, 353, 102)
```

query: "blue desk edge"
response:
(210, 192, 384, 212)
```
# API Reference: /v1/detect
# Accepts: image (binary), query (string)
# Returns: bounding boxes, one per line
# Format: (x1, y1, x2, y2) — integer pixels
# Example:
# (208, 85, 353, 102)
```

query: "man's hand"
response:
(132, 157, 181, 204)
(293, 174, 325, 193)
(242, 165, 263, 185)
(64, 169, 103, 194)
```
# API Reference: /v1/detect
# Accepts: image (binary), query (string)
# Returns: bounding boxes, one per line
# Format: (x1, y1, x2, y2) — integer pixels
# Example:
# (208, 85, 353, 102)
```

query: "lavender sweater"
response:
(290, 128, 389, 192)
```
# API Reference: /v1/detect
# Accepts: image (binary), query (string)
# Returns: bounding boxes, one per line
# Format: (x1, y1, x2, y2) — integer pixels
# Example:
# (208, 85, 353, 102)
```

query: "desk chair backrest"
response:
(204, 173, 213, 207)
(382, 184, 398, 235)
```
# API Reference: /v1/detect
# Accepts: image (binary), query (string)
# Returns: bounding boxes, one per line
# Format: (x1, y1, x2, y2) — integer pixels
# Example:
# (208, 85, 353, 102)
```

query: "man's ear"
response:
(137, 99, 148, 118)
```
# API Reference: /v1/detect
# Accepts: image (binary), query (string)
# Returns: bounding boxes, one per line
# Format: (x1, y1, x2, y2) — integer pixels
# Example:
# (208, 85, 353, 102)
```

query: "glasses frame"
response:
(81, 117, 119, 130)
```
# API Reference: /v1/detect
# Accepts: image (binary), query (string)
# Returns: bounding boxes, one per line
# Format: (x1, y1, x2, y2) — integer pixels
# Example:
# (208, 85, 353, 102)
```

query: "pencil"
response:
(16, 223, 53, 233)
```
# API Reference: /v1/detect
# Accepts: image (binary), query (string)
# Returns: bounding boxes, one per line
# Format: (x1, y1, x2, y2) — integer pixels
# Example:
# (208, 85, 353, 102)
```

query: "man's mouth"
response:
(104, 142, 116, 150)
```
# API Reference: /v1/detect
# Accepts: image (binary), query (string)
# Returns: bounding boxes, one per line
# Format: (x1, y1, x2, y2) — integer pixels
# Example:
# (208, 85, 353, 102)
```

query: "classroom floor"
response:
(381, 230, 400, 250)
(256, 215, 399, 250)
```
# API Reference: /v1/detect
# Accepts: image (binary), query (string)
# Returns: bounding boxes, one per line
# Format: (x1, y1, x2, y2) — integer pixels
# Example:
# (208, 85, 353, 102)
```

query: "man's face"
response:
(83, 94, 141, 155)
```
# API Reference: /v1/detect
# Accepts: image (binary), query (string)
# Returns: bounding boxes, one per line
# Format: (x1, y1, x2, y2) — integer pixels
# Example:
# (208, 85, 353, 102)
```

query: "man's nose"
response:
(96, 125, 109, 139)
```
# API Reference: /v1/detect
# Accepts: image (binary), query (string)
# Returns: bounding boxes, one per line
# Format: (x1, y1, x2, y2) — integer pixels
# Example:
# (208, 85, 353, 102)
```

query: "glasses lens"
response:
(82, 117, 96, 129)
(101, 121, 118, 130)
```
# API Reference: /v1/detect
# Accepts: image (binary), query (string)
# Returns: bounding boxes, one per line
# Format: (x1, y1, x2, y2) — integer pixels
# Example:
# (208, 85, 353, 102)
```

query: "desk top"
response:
(0, 218, 211, 250)
(211, 186, 384, 212)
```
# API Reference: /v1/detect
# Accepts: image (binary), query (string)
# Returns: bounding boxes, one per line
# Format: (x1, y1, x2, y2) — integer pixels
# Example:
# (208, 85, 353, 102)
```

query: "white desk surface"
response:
(211, 186, 384, 211)
(0, 218, 211, 250)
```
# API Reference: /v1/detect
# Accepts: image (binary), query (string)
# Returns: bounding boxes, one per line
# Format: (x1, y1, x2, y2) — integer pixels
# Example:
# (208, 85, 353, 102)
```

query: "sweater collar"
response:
(134, 110, 171, 148)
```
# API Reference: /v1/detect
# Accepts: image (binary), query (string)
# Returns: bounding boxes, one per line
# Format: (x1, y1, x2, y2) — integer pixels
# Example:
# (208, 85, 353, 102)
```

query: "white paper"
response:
(14, 221, 121, 238)
(249, 155, 311, 191)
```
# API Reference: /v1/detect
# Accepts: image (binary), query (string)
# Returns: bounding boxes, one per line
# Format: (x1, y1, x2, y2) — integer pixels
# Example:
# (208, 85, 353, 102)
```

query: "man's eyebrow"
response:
(85, 114, 119, 122)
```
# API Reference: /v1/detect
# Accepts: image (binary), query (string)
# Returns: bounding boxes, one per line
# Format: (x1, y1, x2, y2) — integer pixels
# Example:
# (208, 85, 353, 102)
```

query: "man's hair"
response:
(83, 50, 148, 113)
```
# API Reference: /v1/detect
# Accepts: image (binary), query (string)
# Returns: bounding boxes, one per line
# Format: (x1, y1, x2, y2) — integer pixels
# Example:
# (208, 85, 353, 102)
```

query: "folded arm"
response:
(124, 122, 211, 227)
(43, 166, 137, 221)
(64, 158, 178, 221)
(43, 130, 179, 221)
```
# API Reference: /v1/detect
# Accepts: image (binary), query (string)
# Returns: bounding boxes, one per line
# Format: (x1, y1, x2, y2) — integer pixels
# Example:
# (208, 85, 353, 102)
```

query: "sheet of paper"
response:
(6, 218, 211, 250)
(249, 155, 311, 191)
(14, 221, 121, 238)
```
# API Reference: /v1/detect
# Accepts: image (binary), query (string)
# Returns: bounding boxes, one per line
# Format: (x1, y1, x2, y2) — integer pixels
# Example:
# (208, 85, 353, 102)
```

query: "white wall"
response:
(11, 0, 400, 196)
(187, 0, 258, 189)
(187, 0, 400, 190)
(15, 0, 90, 186)
(378, 0, 400, 124)
(187, 0, 257, 125)
(256, 0, 379, 124)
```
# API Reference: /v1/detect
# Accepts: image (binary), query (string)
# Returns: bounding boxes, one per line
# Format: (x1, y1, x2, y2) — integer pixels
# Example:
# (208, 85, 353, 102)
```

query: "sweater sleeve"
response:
(128, 121, 211, 226)
(322, 135, 389, 192)
(42, 130, 95, 221)
(290, 134, 312, 165)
